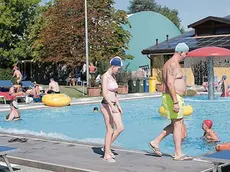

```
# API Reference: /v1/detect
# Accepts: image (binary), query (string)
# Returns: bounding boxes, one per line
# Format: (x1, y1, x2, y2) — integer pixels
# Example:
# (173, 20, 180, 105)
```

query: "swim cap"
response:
(204, 120, 213, 129)
(175, 43, 189, 53)
(12, 101, 19, 109)
(222, 75, 227, 80)
(110, 56, 123, 67)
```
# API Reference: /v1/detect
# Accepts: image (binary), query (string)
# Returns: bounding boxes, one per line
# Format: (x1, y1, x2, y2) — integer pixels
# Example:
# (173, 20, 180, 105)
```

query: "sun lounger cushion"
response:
(21, 81, 34, 88)
(0, 92, 15, 101)
(204, 150, 230, 160)
(0, 146, 17, 155)
(0, 80, 13, 88)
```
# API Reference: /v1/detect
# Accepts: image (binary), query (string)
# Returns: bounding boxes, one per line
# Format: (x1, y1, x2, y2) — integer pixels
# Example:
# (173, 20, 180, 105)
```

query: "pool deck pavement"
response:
(0, 133, 213, 172)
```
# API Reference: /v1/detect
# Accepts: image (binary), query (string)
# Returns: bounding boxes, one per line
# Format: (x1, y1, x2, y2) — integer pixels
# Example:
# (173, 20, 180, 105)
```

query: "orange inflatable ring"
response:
(216, 142, 230, 151)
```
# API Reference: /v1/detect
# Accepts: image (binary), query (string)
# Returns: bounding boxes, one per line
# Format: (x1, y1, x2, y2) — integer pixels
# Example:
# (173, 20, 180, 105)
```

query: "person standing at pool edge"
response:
(101, 57, 124, 163)
(149, 43, 193, 160)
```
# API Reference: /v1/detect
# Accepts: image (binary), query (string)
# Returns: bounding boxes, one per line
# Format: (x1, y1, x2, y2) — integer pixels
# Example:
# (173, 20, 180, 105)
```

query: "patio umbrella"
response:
(187, 47, 230, 100)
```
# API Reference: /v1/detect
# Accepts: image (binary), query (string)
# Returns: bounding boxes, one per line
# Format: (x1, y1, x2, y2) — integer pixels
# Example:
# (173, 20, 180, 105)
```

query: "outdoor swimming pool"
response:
(1, 95, 230, 156)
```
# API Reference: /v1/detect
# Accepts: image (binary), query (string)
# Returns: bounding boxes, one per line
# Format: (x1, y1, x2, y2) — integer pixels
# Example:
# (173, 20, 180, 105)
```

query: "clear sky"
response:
(41, 0, 230, 30)
(115, 0, 230, 30)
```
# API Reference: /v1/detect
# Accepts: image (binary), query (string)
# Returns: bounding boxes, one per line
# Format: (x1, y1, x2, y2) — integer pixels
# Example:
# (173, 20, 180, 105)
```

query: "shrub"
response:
(186, 89, 197, 96)
(117, 63, 132, 85)
(0, 68, 13, 80)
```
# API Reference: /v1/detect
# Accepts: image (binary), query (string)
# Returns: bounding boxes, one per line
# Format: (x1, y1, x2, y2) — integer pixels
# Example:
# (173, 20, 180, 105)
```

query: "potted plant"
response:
(155, 68, 164, 92)
(116, 63, 132, 94)
(87, 75, 101, 97)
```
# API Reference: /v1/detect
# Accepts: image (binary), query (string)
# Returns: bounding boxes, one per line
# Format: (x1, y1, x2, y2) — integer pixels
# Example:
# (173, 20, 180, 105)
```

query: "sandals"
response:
(149, 142, 162, 157)
(8, 138, 19, 143)
(101, 158, 116, 163)
(101, 147, 115, 159)
(174, 155, 193, 161)
(8, 138, 28, 143)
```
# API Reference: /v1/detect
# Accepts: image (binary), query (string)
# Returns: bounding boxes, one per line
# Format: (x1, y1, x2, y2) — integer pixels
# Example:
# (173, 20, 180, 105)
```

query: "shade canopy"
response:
(187, 47, 230, 57)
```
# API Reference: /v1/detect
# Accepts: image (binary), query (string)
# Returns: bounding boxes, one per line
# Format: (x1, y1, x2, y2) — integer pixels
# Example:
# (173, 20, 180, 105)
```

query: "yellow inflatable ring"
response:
(158, 105, 193, 117)
(42, 94, 71, 107)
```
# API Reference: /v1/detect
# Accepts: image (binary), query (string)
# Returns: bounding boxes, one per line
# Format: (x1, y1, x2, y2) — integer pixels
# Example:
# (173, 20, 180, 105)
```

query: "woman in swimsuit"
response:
(220, 75, 229, 97)
(101, 57, 124, 163)
(6, 101, 21, 121)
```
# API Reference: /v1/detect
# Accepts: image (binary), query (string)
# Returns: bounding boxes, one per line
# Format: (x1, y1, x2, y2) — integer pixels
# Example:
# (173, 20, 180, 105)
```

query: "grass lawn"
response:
(43, 85, 87, 98)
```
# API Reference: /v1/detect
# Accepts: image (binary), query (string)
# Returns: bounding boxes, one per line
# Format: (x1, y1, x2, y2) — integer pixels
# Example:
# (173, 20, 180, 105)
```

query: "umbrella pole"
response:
(208, 57, 214, 100)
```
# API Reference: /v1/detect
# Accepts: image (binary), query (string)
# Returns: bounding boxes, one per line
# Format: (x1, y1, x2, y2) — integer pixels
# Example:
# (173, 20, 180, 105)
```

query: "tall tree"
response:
(0, 0, 41, 68)
(128, 0, 183, 32)
(38, 0, 133, 64)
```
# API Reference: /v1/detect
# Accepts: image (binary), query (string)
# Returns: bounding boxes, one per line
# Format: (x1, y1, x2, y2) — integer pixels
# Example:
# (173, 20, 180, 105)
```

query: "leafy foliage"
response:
(0, 68, 12, 80)
(0, 0, 41, 68)
(186, 89, 197, 96)
(37, 0, 133, 64)
(116, 63, 132, 85)
(128, 0, 184, 32)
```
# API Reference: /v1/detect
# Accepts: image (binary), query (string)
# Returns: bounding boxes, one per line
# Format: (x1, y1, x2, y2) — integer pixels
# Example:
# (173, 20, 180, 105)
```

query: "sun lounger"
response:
(201, 150, 230, 172)
(0, 146, 18, 172)
(0, 80, 13, 88)
(0, 92, 15, 102)
(0, 92, 26, 104)
(0, 96, 6, 104)
(21, 81, 34, 88)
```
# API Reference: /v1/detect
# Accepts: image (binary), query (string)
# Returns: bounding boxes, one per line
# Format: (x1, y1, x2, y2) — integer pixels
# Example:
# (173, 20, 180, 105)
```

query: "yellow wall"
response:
(150, 55, 230, 85)
(214, 67, 230, 83)
(181, 68, 194, 86)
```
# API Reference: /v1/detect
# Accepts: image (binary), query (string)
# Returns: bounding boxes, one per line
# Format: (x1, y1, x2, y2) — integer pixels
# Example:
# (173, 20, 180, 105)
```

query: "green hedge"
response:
(0, 68, 17, 84)
(186, 89, 197, 96)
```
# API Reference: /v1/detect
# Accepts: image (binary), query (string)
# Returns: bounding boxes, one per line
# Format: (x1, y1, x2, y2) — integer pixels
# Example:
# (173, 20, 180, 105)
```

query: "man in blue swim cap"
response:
(149, 43, 193, 160)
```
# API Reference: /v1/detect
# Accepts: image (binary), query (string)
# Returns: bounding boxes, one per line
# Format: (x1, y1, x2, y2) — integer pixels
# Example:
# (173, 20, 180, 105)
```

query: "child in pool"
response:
(202, 120, 219, 142)
(6, 101, 21, 121)
(93, 107, 99, 113)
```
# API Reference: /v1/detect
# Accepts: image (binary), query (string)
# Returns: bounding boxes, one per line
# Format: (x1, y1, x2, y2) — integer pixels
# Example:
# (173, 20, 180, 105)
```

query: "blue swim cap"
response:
(222, 75, 227, 80)
(110, 56, 123, 67)
(175, 43, 189, 52)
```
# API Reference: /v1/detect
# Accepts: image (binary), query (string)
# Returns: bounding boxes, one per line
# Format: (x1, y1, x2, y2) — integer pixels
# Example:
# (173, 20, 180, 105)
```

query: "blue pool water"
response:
(1, 95, 230, 156)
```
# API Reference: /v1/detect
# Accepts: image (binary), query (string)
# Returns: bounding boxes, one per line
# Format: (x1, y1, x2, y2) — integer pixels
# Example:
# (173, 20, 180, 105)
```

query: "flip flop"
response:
(18, 138, 28, 143)
(174, 155, 193, 161)
(101, 158, 116, 163)
(148, 142, 162, 157)
(101, 147, 115, 159)
(8, 138, 19, 143)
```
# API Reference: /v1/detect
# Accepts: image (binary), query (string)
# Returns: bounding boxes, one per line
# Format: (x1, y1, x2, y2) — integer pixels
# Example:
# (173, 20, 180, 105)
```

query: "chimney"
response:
(156, 39, 158, 46)
(166, 35, 169, 41)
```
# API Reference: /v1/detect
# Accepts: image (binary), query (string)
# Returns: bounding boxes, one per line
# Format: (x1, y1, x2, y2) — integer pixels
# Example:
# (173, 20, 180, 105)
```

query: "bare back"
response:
(49, 81, 60, 92)
(14, 70, 22, 80)
(163, 58, 186, 95)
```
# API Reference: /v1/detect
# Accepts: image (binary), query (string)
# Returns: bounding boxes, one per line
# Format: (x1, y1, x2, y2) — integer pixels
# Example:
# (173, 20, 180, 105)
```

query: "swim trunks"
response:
(162, 94, 184, 119)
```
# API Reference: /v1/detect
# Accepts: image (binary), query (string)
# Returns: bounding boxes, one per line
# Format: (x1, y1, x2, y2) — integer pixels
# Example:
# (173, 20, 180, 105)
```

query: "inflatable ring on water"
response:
(42, 94, 71, 107)
(216, 142, 230, 151)
(158, 105, 193, 117)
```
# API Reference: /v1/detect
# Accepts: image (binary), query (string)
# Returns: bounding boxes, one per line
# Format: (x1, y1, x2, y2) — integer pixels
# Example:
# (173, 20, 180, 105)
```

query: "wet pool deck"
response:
(0, 133, 213, 172)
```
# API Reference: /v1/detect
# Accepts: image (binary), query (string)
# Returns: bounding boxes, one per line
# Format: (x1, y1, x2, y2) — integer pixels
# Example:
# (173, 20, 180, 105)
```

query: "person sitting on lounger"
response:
(202, 120, 219, 142)
(45, 78, 60, 94)
(9, 84, 24, 97)
(6, 101, 20, 121)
